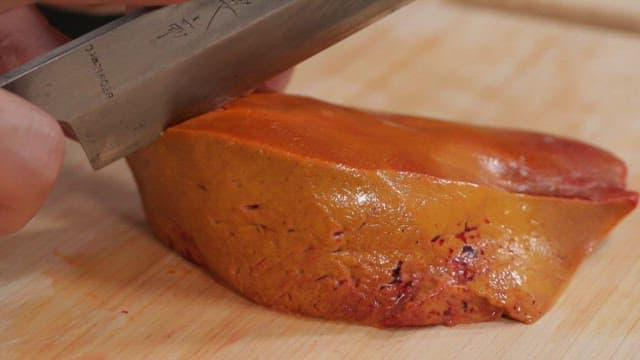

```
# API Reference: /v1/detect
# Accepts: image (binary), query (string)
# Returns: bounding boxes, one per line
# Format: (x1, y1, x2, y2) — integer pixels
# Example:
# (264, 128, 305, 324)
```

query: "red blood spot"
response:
(455, 222, 479, 243)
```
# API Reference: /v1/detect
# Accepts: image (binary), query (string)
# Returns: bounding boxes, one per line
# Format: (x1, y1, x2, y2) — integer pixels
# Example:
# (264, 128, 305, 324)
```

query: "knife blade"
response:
(0, 0, 412, 169)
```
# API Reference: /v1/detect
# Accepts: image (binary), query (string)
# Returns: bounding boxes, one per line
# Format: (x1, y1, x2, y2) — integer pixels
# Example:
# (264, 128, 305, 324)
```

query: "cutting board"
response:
(1, 1, 639, 358)
(455, 0, 640, 33)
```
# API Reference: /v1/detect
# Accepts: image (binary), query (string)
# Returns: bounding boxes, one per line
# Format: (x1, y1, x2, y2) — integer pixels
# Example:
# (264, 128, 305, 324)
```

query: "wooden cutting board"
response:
(1, 1, 639, 358)
(455, 0, 640, 33)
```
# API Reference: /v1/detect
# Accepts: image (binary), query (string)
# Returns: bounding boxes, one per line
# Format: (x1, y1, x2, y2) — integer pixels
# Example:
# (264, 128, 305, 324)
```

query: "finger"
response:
(0, 89, 65, 236)
(43, 0, 183, 4)
(0, 1, 184, 14)
(0, 6, 67, 73)
(0, 1, 30, 13)
(38, 0, 184, 15)
(0, 6, 66, 236)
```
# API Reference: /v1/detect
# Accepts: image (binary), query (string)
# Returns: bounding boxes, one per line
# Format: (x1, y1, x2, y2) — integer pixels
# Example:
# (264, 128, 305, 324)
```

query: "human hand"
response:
(0, 2, 291, 236)
(0, 5, 70, 236)
(0, 1, 184, 14)
(0, 1, 186, 236)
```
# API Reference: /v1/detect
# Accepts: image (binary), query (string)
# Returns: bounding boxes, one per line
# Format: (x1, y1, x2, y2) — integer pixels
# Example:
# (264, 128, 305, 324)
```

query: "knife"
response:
(0, 0, 412, 169)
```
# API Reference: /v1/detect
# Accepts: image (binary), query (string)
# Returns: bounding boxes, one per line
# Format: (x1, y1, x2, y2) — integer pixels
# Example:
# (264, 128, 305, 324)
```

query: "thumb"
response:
(0, 89, 65, 236)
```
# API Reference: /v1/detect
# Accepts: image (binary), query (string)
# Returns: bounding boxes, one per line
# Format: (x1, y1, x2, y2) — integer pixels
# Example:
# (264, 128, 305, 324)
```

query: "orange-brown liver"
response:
(127, 93, 637, 326)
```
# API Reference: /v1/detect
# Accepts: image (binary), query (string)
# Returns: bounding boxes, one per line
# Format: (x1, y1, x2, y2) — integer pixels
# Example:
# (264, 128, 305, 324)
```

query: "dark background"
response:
(38, 5, 120, 38)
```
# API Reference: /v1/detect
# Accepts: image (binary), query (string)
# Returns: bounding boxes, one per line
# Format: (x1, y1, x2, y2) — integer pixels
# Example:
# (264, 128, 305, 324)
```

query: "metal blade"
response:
(0, 0, 412, 169)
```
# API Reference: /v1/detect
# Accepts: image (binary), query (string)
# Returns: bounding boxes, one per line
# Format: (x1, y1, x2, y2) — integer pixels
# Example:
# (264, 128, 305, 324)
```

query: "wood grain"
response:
(453, 0, 640, 33)
(1, 1, 639, 358)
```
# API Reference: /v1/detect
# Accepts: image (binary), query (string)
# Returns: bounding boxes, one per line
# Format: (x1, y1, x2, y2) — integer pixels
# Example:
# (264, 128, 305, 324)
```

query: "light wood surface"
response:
(454, 0, 640, 33)
(1, 1, 639, 358)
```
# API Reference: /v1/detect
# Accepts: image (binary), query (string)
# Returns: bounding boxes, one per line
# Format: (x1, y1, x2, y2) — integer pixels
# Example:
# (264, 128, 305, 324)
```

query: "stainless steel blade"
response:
(0, 0, 412, 169)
